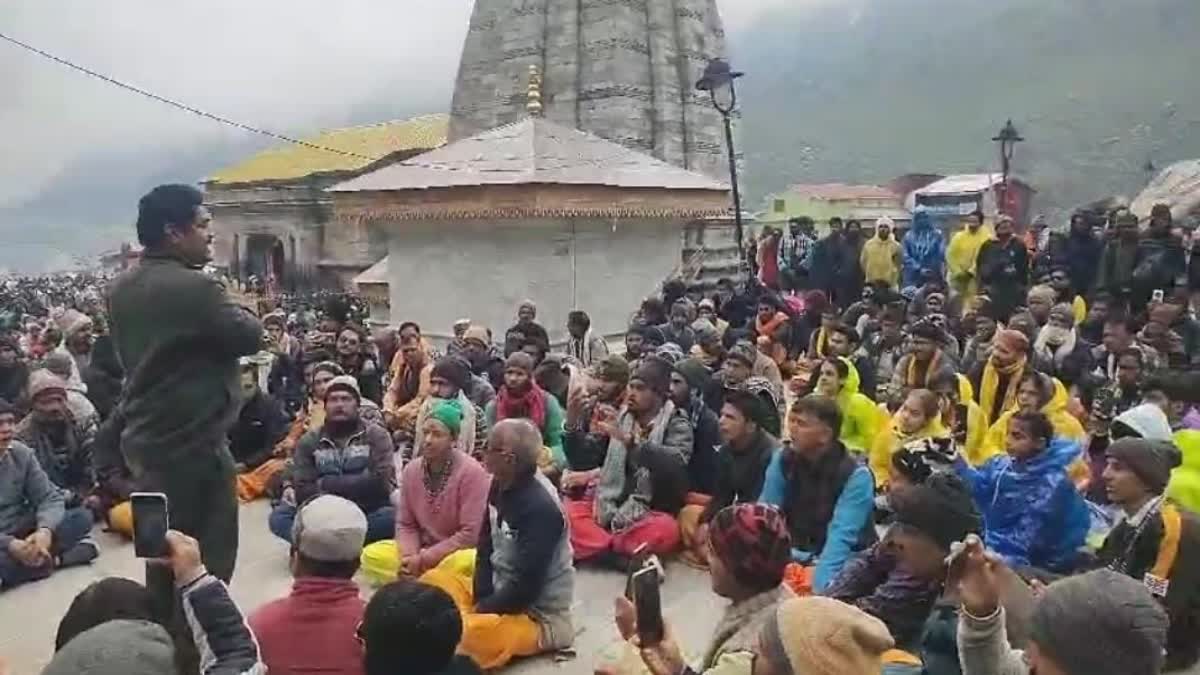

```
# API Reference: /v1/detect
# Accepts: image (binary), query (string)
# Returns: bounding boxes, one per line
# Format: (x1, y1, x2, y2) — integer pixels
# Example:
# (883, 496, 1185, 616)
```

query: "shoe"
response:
(57, 540, 99, 568)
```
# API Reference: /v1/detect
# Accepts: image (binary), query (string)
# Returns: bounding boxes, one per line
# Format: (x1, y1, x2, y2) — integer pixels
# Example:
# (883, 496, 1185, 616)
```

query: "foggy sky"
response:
(1, 0, 801, 208)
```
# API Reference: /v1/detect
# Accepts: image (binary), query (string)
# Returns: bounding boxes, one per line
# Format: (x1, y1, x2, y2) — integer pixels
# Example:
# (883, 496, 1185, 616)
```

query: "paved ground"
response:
(0, 500, 723, 674)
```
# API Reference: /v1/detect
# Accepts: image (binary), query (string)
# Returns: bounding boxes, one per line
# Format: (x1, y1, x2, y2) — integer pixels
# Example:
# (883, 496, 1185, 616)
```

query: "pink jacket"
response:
(396, 452, 491, 574)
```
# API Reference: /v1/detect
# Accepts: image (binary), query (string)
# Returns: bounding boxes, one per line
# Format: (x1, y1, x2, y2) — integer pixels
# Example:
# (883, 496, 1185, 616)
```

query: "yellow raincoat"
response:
(861, 235, 902, 289)
(950, 375, 990, 467)
(947, 226, 993, 302)
(832, 358, 884, 454)
(1167, 429, 1200, 514)
(870, 410, 949, 488)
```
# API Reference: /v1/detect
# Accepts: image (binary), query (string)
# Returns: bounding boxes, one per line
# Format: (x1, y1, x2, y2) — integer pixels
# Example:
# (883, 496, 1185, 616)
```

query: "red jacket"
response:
(249, 577, 365, 675)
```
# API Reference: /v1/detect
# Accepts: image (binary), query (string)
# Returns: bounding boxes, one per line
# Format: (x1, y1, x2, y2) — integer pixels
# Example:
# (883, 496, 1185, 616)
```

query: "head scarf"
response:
(980, 330, 1029, 423)
(427, 398, 464, 438)
(708, 504, 791, 592)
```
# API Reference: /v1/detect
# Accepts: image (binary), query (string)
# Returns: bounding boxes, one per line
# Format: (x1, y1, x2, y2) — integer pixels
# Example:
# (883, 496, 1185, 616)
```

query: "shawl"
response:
(1034, 327, 1079, 369)
(810, 327, 829, 358)
(755, 311, 789, 340)
(566, 329, 598, 366)
(904, 349, 944, 388)
(701, 585, 794, 669)
(595, 400, 677, 531)
(495, 382, 548, 430)
(980, 356, 1026, 425)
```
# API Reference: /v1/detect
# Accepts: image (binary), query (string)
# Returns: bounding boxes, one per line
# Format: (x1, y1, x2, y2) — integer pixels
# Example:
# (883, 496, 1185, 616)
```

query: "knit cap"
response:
(708, 503, 791, 592)
(1107, 437, 1182, 494)
(1048, 303, 1075, 327)
(632, 357, 672, 396)
(674, 358, 712, 394)
(463, 325, 490, 347)
(27, 369, 68, 400)
(324, 374, 361, 402)
(590, 354, 631, 385)
(427, 398, 464, 438)
(892, 473, 982, 550)
(1032, 569, 1168, 675)
(764, 597, 894, 675)
(431, 356, 471, 393)
(292, 494, 368, 562)
(42, 619, 175, 675)
(727, 340, 758, 367)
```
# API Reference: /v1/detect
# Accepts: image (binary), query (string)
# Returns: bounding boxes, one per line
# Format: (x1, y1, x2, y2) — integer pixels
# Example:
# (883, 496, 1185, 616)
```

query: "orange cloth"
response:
(755, 311, 789, 340)
(235, 458, 288, 502)
(782, 563, 814, 596)
(677, 498, 712, 570)
(108, 501, 133, 538)
(384, 350, 432, 432)
(420, 565, 542, 670)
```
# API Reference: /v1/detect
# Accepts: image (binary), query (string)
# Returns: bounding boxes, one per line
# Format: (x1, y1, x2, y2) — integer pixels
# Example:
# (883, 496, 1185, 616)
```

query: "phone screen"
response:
(131, 493, 170, 559)
(633, 567, 664, 646)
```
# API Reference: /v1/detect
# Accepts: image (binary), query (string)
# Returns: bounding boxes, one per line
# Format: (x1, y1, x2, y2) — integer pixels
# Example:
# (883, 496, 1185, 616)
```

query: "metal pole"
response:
(723, 112, 744, 268)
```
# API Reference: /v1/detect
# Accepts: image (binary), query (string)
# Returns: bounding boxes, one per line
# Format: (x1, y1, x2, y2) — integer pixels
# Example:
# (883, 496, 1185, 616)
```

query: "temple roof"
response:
(328, 117, 729, 193)
(207, 114, 448, 185)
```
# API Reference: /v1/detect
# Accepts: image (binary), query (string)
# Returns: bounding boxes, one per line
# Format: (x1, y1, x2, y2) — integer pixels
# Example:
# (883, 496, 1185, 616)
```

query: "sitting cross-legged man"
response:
(760, 394, 876, 595)
(269, 375, 397, 545)
(419, 419, 575, 671)
(566, 358, 693, 567)
(360, 399, 491, 586)
(0, 400, 97, 590)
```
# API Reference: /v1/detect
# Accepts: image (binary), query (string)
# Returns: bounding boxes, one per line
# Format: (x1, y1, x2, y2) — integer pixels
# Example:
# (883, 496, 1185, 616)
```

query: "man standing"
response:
(861, 218, 901, 290)
(901, 208, 946, 290)
(107, 184, 262, 589)
(977, 215, 1030, 320)
(1096, 211, 1142, 300)
(1131, 203, 1188, 308)
(946, 211, 991, 304)
(1063, 210, 1103, 298)
(778, 217, 816, 293)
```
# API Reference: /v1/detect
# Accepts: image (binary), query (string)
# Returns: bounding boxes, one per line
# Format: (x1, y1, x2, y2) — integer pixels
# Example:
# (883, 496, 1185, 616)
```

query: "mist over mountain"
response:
(4, 0, 1199, 272)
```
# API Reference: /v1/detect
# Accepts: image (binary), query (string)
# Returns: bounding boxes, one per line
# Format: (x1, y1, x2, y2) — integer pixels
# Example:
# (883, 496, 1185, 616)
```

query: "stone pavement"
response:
(0, 500, 723, 674)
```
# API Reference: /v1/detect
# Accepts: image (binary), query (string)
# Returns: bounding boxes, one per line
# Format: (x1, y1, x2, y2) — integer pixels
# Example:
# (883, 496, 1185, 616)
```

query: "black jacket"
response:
(228, 390, 289, 469)
(700, 430, 779, 523)
(684, 396, 721, 496)
(1061, 230, 1103, 297)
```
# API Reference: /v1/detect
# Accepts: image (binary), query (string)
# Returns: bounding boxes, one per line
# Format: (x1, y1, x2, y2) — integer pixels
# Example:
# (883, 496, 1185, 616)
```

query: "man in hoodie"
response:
(1062, 210, 1103, 297)
(947, 210, 992, 305)
(977, 215, 1030, 321)
(251, 495, 369, 675)
(861, 217, 902, 290)
(901, 208, 947, 290)
(1095, 438, 1200, 671)
(1096, 211, 1142, 300)
(1131, 203, 1188, 308)
(1086, 402, 1175, 505)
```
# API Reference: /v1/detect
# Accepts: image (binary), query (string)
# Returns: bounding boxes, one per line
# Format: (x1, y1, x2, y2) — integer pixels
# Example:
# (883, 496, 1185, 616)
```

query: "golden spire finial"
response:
(526, 64, 543, 117)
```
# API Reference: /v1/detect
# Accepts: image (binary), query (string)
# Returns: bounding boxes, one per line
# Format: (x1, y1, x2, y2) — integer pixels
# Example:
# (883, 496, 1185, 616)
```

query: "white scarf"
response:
(1034, 325, 1077, 368)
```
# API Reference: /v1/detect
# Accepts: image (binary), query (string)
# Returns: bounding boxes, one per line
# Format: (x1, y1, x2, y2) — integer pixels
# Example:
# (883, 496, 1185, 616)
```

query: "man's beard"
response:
(324, 416, 358, 436)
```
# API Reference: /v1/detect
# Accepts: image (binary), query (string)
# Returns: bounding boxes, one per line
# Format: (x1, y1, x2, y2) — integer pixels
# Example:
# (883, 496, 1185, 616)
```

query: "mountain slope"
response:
(734, 0, 1200, 215)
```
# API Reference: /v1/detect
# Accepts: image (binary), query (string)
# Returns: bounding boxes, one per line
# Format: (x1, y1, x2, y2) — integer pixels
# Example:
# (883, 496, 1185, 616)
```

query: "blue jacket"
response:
(759, 449, 875, 591)
(955, 437, 1089, 572)
(901, 209, 946, 288)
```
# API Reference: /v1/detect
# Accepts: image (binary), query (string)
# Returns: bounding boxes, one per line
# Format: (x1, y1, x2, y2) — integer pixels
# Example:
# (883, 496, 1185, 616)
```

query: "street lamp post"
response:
(697, 59, 746, 268)
(991, 119, 1024, 218)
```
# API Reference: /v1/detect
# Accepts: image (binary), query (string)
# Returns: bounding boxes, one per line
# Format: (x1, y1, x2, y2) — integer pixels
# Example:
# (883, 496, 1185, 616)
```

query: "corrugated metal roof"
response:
(915, 174, 1003, 196)
(208, 114, 449, 185)
(782, 183, 900, 201)
(328, 117, 730, 193)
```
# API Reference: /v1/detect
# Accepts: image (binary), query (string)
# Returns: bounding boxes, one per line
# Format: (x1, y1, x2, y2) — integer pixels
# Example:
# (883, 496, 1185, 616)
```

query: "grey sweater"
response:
(0, 441, 66, 550)
(956, 607, 1029, 675)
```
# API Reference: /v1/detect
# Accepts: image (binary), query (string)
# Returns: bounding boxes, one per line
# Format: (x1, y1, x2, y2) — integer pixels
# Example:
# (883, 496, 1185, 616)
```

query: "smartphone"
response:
(624, 543, 651, 600)
(953, 403, 969, 438)
(1152, 289, 1165, 304)
(131, 492, 170, 559)
(632, 566, 664, 646)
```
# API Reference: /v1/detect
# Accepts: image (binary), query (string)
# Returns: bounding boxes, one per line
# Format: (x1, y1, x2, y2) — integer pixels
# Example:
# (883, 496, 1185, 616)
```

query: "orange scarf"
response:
(756, 311, 788, 340)
(905, 349, 943, 388)
(979, 356, 1026, 424)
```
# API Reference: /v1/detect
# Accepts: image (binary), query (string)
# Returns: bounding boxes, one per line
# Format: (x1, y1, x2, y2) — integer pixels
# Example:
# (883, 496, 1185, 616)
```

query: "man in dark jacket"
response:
(1096, 438, 1200, 671)
(1062, 211, 1103, 297)
(810, 218, 862, 308)
(977, 215, 1029, 321)
(670, 358, 720, 496)
(107, 184, 262, 589)
(228, 361, 289, 473)
(1096, 211, 1142, 300)
(269, 376, 396, 545)
(563, 354, 630, 475)
(1131, 203, 1188, 308)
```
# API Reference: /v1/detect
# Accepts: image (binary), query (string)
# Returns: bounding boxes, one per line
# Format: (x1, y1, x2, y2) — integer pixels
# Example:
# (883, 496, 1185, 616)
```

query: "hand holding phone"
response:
(632, 566, 664, 646)
(131, 492, 170, 559)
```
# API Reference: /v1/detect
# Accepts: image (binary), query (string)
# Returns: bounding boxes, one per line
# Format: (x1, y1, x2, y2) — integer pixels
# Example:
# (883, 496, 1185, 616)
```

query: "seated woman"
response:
(869, 389, 947, 489)
(812, 357, 882, 455)
(566, 358, 692, 565)
(360, 399, 491, 586)
(485, 352, 566, 475)
(955, 411, 1090, 573)
(419, 419, 575, 671)
(929, 372, 988, 467)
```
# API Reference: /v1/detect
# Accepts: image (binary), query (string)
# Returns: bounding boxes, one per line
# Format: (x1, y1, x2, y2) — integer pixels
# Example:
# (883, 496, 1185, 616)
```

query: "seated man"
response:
(276, 359, 343, 457)
(1096, 438, 1200, 672)
(412, 357, 488, 461)
(359, 580, 483, 675)
(566, 359, 692, 565)
(15, 370, 97, 513)
(420, 419, 575, 670)
(0, 400, 96, 590)
(269, 376, 396, 545)
(360, 399, 490, 585)
(760, 395, 875, 594)
(230, 358, 290, 502)
(43, 353, 99, 433)
(486, 352, 567, 474)
(384, 335, 433, 438)
(251, 495, 369, 675)
(563, 354, 631, 480)
(678, 389, 777, 569)
(671, 358, 721, 498)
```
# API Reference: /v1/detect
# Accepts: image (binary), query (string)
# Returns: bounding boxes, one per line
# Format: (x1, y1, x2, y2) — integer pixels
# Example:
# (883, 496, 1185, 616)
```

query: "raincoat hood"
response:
(956, 374, 975, 403)
(911, 208, 934, 232)
(836, 356, 862, 403)
(1115, 403, 1174, 442)
(1042, 378, 1070, 416)
(1019, 435, 1082, 474)
(831, 357, 882, 454)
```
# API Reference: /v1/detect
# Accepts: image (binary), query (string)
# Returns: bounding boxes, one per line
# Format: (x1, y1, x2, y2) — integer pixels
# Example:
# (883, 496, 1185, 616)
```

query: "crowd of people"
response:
(2, 184, 1200, 675)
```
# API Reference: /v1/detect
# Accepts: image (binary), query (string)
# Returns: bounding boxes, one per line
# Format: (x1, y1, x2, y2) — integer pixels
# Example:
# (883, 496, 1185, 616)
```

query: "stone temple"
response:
(450, 0, 729, 180)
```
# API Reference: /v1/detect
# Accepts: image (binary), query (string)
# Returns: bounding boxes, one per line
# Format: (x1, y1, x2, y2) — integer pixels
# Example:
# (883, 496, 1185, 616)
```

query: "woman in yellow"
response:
(812, 357, 881, 454)
(980, 371, 1086, 463)
(870, 389, 948, 488)
(930, 372, 989, 466)
(946, 211, 992, 304)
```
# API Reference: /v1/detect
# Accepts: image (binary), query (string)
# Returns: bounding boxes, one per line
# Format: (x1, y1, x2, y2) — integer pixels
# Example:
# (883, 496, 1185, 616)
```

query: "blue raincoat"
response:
(955, 437, 1089, 573)
(901, 208, 946, 288)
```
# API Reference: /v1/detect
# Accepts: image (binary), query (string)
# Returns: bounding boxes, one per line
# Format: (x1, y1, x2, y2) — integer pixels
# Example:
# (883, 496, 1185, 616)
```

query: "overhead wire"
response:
(0, 30, 383, 162)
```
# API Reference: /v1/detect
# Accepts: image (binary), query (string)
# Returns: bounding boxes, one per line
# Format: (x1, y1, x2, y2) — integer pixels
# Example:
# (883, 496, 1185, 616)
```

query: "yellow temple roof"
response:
(208, 113, 448, 185)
